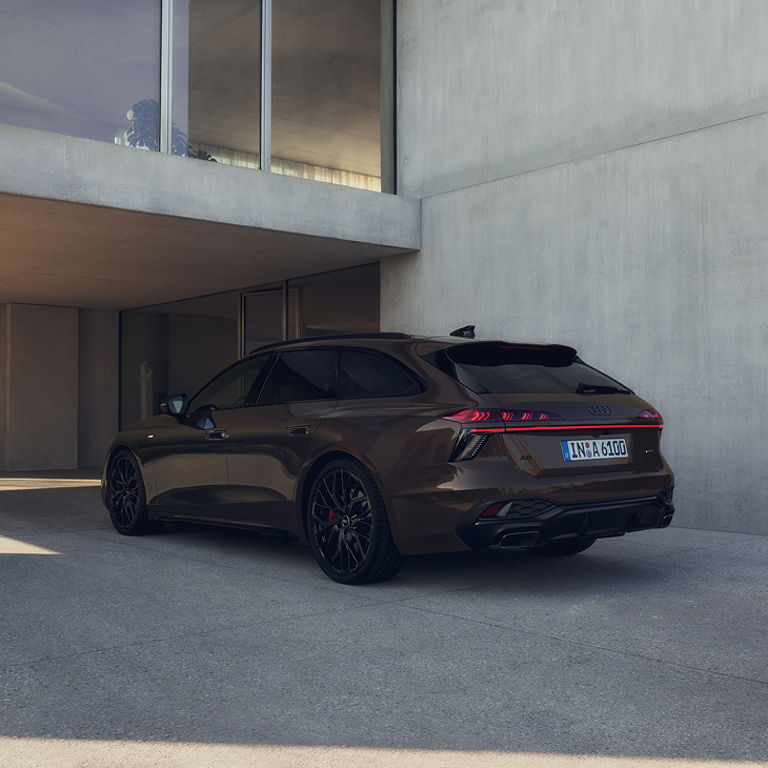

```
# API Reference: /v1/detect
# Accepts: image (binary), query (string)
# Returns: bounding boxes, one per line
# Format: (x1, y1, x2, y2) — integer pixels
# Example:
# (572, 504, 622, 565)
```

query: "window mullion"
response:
(260, 0, 272, 171)
(160, 0, 174, 154)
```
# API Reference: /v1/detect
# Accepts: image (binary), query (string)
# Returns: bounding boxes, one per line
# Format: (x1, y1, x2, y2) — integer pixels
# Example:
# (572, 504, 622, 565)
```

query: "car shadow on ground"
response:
(151, 518, 671, 598)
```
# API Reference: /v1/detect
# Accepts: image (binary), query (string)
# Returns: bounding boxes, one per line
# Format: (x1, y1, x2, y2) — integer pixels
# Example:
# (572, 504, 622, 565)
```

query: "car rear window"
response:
(422, 341, 632, 395)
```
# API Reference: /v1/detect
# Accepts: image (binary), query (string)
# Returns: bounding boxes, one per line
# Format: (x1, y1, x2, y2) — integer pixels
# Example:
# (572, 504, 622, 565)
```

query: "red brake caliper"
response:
(328, 510, 338, 521)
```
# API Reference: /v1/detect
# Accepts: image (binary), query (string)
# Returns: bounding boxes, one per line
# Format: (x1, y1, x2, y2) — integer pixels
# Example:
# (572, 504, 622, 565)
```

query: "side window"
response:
(339, 349, 422, 399)
(188, 354, 273, 411)
(258, 350, 338, 405)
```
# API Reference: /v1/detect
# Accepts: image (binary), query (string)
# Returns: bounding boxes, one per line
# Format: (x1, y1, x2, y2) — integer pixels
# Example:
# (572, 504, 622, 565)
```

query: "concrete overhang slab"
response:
(0, 125, 421, 309)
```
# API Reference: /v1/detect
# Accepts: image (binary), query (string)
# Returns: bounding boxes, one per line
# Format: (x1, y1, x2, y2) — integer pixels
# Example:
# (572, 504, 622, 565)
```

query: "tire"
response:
(306, 459, 403, 584)
(106, 450, 153, 535)
(530, 537, 596, 557)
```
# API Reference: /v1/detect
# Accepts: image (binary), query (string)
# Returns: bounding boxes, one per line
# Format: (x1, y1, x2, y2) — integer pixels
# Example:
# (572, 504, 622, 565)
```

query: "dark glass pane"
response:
(243, 288, 284, 353)
(120, 291, 239, 427)
(189, 354, 272, 412)
(288, 264, 379, 337)
(0, 1, 160, 147)
(451, 361, 629, 395)
(259, 350, 337, 405)
(339, 350, 421, 399)
(173, 0, 261, 165)
(426, 343, 630, 395)
(272, 0, 384, 189)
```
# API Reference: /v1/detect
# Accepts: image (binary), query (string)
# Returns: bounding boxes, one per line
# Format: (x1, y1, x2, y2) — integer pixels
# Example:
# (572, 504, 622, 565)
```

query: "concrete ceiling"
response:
(0, 193, 404, 311)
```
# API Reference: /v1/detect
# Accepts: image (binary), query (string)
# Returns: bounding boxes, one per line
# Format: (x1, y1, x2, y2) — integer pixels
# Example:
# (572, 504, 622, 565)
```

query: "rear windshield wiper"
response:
(576, 382, 626, 394)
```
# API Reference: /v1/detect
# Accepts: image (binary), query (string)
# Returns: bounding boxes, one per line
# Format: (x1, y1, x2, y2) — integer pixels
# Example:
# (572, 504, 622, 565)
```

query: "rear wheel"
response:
(530, 537, 596, 557)
(106, 450, 152, 535)
(306, 459, 403, 584)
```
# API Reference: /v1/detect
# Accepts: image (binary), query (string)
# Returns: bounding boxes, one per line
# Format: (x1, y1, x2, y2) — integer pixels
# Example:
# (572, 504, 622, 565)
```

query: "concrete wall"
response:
(397, 0, 768, 199)
(3, 303, 78, 470)
(78, 310, 119, 467)
(0, 124, 420, 252)
(385, 0, 768, 534)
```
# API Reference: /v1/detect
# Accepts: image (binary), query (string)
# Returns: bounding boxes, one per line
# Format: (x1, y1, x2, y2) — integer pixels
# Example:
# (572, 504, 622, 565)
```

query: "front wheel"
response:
(529, 537, 596, 557)
(106, 450, 152, 535)
(306, 459, 403, 584)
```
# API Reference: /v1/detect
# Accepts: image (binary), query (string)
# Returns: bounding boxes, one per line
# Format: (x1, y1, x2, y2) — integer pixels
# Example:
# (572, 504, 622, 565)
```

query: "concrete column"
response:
(78, 309, 119, 468)
(4, 303, 78, 470)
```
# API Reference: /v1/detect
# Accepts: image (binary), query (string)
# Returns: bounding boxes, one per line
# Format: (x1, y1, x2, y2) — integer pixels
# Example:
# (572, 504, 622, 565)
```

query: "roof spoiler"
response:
(447, 341, 578, 367)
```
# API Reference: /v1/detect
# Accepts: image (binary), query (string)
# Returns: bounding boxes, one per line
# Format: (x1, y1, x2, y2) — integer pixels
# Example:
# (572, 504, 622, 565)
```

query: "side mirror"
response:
(160, 393, 187, 417)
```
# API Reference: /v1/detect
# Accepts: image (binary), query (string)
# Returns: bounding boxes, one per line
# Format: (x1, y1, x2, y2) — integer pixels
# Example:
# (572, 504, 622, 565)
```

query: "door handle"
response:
(286, 424, 309, 436)
(204, 429, 230, 441)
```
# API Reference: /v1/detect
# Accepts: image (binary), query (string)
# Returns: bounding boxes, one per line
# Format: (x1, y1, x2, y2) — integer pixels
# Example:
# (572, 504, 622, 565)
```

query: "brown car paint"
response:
(103, 335, 674, 556)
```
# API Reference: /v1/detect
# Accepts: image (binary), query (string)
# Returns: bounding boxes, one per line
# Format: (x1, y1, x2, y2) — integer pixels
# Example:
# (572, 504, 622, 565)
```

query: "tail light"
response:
(445, 409, 559, 461)
(444, 409, 556, 432)
(444, 409, 505, 427)
(444, 406, 663, 462)
(637, 409, 663, 428)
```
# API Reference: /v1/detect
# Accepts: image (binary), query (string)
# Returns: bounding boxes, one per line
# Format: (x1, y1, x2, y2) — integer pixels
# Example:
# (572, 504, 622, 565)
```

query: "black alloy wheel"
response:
(107, 451, 152, 535)
(530, 537, 596, 557)
(307, 459, 403, 584)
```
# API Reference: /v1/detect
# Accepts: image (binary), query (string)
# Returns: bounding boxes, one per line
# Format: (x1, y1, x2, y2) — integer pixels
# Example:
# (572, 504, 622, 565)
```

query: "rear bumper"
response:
(456, 493, 675, 550)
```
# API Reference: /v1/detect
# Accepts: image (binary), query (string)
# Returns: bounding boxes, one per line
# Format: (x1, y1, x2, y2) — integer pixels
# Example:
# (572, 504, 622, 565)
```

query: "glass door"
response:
(241, 287, 288, 354)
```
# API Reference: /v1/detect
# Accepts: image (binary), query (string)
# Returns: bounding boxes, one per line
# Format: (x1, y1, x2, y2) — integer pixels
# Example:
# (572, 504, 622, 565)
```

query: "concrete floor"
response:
(0, 476, 767, 768)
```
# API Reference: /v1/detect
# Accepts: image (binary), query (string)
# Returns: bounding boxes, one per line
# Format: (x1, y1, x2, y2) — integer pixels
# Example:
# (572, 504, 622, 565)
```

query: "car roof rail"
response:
(246, 332, 412, 355)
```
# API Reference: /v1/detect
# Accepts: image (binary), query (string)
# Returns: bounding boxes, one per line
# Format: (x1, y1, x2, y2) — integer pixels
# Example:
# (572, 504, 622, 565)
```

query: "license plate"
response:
(561, 438, 628, 462)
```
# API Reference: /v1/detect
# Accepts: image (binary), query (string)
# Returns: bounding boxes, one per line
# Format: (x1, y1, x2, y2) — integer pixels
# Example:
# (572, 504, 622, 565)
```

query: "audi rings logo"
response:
(587, 403, 614, 417)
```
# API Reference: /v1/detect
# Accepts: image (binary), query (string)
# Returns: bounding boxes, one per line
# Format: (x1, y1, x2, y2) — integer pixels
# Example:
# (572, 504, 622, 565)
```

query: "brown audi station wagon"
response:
(103, 329, 674, 583)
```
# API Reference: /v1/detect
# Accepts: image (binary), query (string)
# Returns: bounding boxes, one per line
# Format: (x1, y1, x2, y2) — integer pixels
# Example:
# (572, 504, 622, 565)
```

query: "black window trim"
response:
(189, 345, 428, 411)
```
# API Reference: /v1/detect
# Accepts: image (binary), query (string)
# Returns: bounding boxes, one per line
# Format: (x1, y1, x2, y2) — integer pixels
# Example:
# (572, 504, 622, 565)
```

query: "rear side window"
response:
(423, 342, 631, 395)
(259, 349, 337, 405)
(339, 349, 423, 399)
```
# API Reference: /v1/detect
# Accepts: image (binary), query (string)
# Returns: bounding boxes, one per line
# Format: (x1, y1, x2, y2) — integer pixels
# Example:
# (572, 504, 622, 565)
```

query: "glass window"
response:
(120, 291, 239, 427)
(271, 0, 387, 190)
(288, 264, 380, 338)
(172, 0, 261, 165)
(424, 343, 631, 396)
(259, 350, 337, 405)
(242, 287, 284, 353)
(0, 1, 160, 147)
(189, 354, 273, 412)
(339, 350, 422, 399)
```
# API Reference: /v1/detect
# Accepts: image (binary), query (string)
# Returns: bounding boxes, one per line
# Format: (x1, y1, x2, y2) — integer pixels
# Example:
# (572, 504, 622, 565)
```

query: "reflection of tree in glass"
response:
(123, 99, 216, 161)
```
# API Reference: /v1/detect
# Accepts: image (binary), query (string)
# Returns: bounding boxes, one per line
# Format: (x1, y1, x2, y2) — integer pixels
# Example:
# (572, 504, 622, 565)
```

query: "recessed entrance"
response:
(120, 263, 379, 427)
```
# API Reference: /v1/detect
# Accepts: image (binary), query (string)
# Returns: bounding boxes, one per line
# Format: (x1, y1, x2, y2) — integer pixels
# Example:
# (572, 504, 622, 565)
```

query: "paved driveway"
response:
(1, 475, 766, 767)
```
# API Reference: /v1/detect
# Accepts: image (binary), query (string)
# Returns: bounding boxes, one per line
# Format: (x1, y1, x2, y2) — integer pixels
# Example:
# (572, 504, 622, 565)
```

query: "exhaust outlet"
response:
(497, 531, 540, 548)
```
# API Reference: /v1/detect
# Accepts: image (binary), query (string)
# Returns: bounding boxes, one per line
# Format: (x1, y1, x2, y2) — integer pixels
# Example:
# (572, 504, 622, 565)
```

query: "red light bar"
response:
(443, 409, 501, 423)
(471, 423, 663, 433)
(445, 408, 557, 425)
